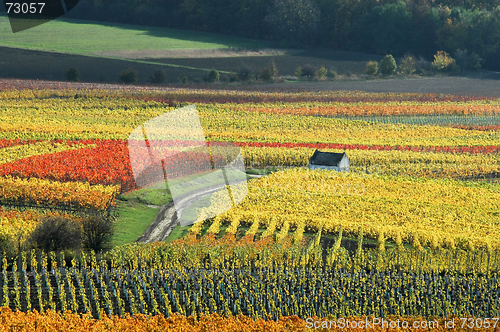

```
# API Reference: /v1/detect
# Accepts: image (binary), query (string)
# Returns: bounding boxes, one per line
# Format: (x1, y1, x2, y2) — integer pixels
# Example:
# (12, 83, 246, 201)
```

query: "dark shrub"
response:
(29, 216, 82, 253)
(415, 56, 432, 75)
(149, 69, 166, 84)
(238, 67, 252, 81)
(294, 66, 302, 78)
(326, 69, 337, 79)
(455, 49, 482, 72)
(301, 64, 317, 79)
(65, 67, 80, 82)
(259, 61, 279, 81)
(207, 69, 220, 82)
(229, 73, 239, 82)
(119, 67, 138, 83)
(259, 68, 272, 81)
(468, 52, 482, 71)
(82, 216, 114, 252)
(380, 55, 397, 75)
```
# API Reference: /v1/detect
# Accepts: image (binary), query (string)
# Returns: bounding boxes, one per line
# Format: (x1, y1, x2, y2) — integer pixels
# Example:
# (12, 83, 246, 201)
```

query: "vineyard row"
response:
(1, 263, 500, 320)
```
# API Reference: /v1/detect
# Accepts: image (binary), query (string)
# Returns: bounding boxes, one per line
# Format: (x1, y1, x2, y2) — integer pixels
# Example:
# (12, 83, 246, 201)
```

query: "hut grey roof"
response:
(309, 150, 346, 166)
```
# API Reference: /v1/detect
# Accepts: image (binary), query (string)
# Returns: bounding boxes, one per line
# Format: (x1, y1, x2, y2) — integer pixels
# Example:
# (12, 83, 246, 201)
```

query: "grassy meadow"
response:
(0, 13, 386, 83)
(0, 13, 270, 54)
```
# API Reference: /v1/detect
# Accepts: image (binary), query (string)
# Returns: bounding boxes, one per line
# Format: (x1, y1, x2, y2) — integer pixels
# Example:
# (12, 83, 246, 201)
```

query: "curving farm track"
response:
(137, 173, 264, 243)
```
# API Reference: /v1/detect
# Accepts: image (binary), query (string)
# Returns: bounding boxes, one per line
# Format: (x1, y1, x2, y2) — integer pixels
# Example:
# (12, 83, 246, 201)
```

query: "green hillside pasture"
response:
(0, 46, 380, 83)
(0, 46, 210, 83)
(0, 14, 384, 84)
(0, 14, 270, 54)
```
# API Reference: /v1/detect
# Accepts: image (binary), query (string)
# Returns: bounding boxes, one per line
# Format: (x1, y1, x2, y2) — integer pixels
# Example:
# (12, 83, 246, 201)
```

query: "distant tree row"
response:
(364, 51, 472, 77)
(68, 0, 500, 70)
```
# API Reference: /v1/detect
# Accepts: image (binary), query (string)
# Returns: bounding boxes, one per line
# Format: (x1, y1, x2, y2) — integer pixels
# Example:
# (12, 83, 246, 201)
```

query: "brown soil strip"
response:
(92, 48, 301, 59)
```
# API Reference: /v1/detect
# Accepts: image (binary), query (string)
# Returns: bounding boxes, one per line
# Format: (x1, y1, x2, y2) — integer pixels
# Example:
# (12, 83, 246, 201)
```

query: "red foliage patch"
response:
(0, 138, 42, 149)
(1, 139, 498, 195)
(235, 141, 500, 154)
(451, 125, 500, 131)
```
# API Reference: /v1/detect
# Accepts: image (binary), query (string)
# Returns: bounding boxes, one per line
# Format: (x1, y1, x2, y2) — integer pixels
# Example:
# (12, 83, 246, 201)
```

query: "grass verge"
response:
(111, 188, 171, 247)
(112, 170, 255, 246)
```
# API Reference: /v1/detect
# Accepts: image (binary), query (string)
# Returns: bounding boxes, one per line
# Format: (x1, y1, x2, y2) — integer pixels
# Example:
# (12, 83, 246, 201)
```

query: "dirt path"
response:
(245, 75, 500, 97)
(136, 174, 263, 243)
(2, 74, 500, 97)
(93, 48, 300, 59)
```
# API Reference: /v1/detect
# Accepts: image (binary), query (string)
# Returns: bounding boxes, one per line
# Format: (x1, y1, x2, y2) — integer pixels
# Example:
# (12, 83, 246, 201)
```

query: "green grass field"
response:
(0, 13, 385, 83)
(112, 170, 252, 246)
(112, 188, 171, 247)
(0, 13, 270, 54)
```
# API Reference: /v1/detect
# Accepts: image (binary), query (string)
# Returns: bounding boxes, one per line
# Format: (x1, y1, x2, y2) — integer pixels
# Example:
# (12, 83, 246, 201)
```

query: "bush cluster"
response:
(365, 61, 379, 76)
(259, 61, 279, 81)
(119, 67, 138, 84)
(364, 50, 471, 77)
(455, 49, 482, 72)
(380, 55, 397, 75)
(238, 67, 252, 81)
(27, 215, 114, 253)
(65, 67, 81, 82)
(399, 54, 417, 75)
(431, 51, 457, 72)
(108, 49, 474, 86)
(149, 69, 166, 84)
(294, 64, 336, 80)
(207, 68, 220, 82)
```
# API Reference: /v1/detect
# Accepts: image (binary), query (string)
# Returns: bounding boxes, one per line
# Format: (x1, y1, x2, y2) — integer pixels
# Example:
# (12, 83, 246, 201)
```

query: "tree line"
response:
(67, 0, 500, 70)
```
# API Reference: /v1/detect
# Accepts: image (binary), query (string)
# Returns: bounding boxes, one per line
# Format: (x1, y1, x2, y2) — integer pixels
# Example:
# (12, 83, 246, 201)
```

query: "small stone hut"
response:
(308, 150, 350, 172)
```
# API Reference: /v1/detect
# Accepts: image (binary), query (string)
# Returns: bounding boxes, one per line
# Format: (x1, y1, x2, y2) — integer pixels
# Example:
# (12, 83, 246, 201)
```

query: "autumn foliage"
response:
(0, 308, 307, 332)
